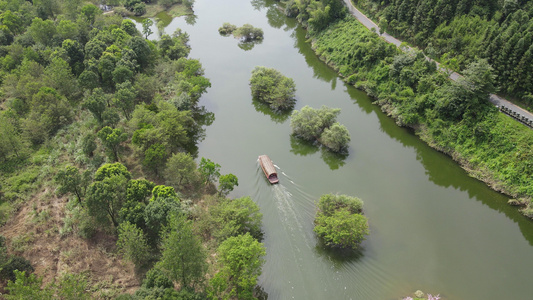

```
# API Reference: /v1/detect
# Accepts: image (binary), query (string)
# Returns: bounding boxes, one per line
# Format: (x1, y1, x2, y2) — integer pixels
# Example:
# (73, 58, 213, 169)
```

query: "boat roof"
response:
(258, 155, 277, 176)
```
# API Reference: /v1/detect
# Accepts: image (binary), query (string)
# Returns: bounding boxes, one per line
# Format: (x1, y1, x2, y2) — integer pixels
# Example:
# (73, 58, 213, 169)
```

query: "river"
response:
(135, 0, 533, 299)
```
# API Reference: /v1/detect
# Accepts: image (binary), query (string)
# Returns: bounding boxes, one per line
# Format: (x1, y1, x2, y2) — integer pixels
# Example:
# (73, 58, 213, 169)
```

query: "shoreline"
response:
(301, 18, 532, 218)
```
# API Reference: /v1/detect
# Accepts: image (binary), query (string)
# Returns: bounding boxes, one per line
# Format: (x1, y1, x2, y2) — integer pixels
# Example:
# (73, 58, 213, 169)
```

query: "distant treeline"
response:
(353, 0, 533, 106)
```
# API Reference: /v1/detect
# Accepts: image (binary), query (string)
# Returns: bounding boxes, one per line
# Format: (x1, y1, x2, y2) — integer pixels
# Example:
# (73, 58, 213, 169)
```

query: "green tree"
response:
(314, 209, 369, 250)
(320, 122, 350, 153)
(25, 87, 72, 144)
(43, 57, 81, 102)
(97, 126, 127, 162)
(290, 105, 340, 141)
(141, 18, 153, 39)
(0, 113, 26, 161)
(86, 163, 132, 228)
(233, 24, 264, 41)
(318, 194, 364, 216)
(54, 165, 89, 203)
(126, 179, 155, 203)
(53, 273, 90, 300)
(80, 4, 100, 25)
(150, 185, 178, 201)
(112, 65, 134, 85)
(143, 143, 167, 176)
(198, 157, 220, 185)
(249, 66, 296, 111)
(28, 17, 56, 46)
(218, 174, 239, 196)
(78, 70, 100, 90)
(127, 36, 152, 69)
(81, 132, 97, 157)
(436, 59, 497, 121)
(218, 23, 237, 35)
(163, 152, 201, 193)
(144, 195, 181, 245)
(117, 221, 151, 268)
(158, 213, 207, 289)
(83, 88, 107, 123)
(121, 19, 138, 36)
(57, 20, 79, 41)
(211, 196, 262, 241)
(212, 233, 265, 300)
(113, 81, 137, 120)
(5, 271, 53, 300)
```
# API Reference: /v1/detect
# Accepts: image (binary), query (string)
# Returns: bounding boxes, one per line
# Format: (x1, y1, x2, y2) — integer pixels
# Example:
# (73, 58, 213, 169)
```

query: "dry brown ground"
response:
(0, 187, 140, 298)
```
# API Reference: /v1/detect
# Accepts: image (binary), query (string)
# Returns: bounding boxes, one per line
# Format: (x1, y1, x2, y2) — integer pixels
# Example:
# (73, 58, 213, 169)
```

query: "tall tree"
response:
(86, 163, 131, 228)
(117, 221, 151, 268)
(158, 213, 207, 289)
(54, 165, 89, 203)
(97, 126, 127, 162)
(211, 233, 265, 300)
(198, 157, 220, 185)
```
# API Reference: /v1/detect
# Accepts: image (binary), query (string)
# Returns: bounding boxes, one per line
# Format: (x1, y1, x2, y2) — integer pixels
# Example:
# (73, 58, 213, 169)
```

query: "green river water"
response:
(135, 0, 533, 299)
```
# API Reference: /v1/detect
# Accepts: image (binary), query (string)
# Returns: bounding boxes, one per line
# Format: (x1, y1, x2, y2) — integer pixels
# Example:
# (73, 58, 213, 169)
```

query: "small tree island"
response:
(250, 66, 297, 112)
(218, 23, 264, 41)
(290, 105, 351, 153)
(314, 194, 369, 250)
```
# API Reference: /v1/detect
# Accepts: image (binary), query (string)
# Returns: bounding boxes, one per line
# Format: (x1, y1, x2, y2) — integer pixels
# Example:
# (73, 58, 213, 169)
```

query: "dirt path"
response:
(341, 0, 533, 125)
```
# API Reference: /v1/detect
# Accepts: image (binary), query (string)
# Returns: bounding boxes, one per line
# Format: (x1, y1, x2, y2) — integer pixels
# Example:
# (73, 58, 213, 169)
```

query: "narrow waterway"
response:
(139, 0, 533, 299)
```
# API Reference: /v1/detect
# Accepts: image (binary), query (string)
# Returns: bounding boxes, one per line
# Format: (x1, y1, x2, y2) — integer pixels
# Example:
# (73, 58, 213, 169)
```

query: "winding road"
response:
(341, 0, 533, 126)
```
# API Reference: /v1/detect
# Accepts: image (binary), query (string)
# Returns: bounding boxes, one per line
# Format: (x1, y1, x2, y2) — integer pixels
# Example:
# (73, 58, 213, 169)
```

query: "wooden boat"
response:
(258, 155, 279, 184)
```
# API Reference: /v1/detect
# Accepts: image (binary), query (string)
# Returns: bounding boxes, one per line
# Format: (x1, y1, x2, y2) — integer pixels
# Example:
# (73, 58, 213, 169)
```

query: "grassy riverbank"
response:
(306, 17, 533, 217)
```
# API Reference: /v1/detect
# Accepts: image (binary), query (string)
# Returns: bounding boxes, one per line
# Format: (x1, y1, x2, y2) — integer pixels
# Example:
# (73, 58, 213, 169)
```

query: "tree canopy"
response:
(290, 105, 350, 153)
(314, 193, 369, 250)
(250, 66, 297, 112)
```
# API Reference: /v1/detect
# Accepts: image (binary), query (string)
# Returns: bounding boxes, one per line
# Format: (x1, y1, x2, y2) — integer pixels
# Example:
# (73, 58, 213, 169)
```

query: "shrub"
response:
(250, 66, 296, 112)
(233, 24, 263, 41)
(290, 105, 350, 153)
(314, 209, 369, 249)
(314, 194, 368, 250)
(218, 23, 237, 35)
(0, 255, 34, 282)
(318, 194, 363, 216)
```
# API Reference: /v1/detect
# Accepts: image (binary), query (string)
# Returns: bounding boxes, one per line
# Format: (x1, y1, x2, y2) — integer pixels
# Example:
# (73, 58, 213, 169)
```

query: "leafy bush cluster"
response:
(249, 66, 296, 112)
(290, 105, 351, 153)
(314, 194, 369, 250)
(218, 23, 264, 41)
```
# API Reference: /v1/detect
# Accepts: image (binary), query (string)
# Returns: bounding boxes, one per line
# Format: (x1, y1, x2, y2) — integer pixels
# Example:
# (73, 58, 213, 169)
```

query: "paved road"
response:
(341, 0, 533, 125)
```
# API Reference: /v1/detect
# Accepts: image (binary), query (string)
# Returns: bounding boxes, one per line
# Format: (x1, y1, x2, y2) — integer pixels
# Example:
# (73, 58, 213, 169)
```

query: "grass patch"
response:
(10, 232, 35, 254)
(0, 201, 13, 225)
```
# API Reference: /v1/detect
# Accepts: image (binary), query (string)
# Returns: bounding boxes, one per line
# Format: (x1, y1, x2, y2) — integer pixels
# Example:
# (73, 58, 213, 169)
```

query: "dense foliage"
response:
(314, 194, 369, 249)
(290, 105, 351, 152)
(310, 17, 533, 206)
(0, 0, 266, 298)
(249, 66, 296, 112)
(354, 0, 533, 107)
(210, 233, 266, 300)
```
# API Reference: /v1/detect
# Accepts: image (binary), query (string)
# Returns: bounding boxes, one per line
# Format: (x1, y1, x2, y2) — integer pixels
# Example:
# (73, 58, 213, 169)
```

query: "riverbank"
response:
(110, 2, 192, 19)
(290, 12, 533, 217)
